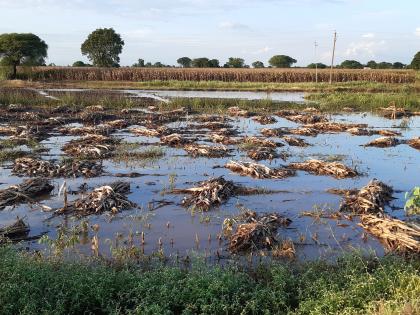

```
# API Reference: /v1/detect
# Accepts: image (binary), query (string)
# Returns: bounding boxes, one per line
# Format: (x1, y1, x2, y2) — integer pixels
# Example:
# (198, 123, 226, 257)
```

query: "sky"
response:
(0, 0, 419, 66)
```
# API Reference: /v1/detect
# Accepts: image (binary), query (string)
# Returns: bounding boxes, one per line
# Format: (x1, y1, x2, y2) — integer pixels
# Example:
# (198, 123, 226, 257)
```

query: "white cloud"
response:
(252, 46, 272, 54)
(415, 27, 420, 37)
(362, 33, 375, 38)
(344, 40, 386, 58)
(218, 21, 249, 30)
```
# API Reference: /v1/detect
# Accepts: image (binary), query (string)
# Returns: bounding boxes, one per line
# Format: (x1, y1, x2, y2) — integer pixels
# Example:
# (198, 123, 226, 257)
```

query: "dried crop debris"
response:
(252, 115, 277, 125)
(364, 137, 401, 148)
(225, 160, 295, 179)
(0, 218, 30, 242)
(282, 136, 310, 147)
(288, 159, 359, 179)
(183, 144, 229, 158)
(247, 147, 279, 161)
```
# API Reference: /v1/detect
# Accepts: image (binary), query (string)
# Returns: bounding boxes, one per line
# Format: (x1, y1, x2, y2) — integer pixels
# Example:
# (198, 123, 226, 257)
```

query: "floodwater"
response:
(43, 89, 306, 103)
(0, 104, 419, 262)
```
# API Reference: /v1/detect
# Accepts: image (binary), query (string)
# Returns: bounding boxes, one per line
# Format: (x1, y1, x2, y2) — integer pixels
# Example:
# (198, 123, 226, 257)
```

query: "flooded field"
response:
(0, 94, 419, 262)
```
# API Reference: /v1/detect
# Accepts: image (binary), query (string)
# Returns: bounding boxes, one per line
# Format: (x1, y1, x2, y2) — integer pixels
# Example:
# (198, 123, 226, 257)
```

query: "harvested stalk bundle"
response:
(346, 127, 374, 136)
(377, 129, 401, 137)
(252, 115, 277, 125)
(339, 180, 393, 214)
(194, 115, 231, 123)
(380, 104, 408, 119)
(102, 119, 129, 129)
(184, 144, 229, 158)
(225, 160, 295, 179)
(20, 111, 41, 121)
(62, 134, 118, 158)
(305, 122, 368, 133)
(364, 137, 400, 148)
(247, 147, 278, 161)
(160, 133, 191, 147)
(227, 106, 252, 117)
(272, 239, 296, 259)
(282, 136, 310, 147)
(229, 212, 291, 253)
(13, 157, 103, 178)
(275, 109, 300, 117)
(56, 182, 135, 216)
(260, 128, 286, 137)
(131, 126, 169, 137)
(288, 159, 358, 179)
(196, 122, 233, 130)
(59, 126, 110, 136)
(0, 178, 54, 210)
(358, 214, 419, 255)
(0, 218, 30, 241)
(172, 177, 243, 211)
(85, 105, 105, 112)
(407, 137, 420, 150)
(288, 127, 319, 137)
(284, 114, 328, 124)
(0, 125, 19, 135)
(209, 134, 239, 145)
(242, 136, 279, 148)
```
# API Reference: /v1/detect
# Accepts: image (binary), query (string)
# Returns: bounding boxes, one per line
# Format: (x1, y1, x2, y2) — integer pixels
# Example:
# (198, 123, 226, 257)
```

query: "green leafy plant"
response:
(405, 187, 420, 215)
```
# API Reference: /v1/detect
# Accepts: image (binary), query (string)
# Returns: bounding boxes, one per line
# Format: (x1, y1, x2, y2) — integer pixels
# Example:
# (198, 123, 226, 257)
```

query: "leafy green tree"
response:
(192, 57, 210, 68)
(153, 62, 165, 68)
(410, 51, 420, 69)
(0, 33, 48, 78)
(177, 57, 192, 68)
(72, 61, 90, 67)
(392, 62, 405, 69)
(340, 60, 363, 69)
(225, 57, 245, 68)
(376, 62, 393, 69)
(366, 60, 377, 69)
(81, 28, 124, 67)
(307, 63, 327, 69)
(208, 59, 220, 68)
(132, 59, 145, 67)
(252, 61, 264, 68)
(268, 55, 296, 68)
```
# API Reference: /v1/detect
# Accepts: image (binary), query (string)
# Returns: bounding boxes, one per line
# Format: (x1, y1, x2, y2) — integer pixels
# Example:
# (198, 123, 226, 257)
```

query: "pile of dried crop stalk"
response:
(13, 157, 103, 178)
(56, 181, 135, 216)
(225, 160, 295, 179)
(0, 178, 54, 210)
(183, 144, 229, 158)
(160, 133, 191, 147)
(131, 126, 170, 137)
(0, 217, 30, 242)
(242, 136, 279, 148)
(172, 177, 258, 211)
(358, 214, 419, 256)
(252, 115, 277, 125)
(407, 137, 420, 150)
(209, 134, 239, 145)
(288, 159, 358, 179)
(62, 134, 118, 158)
(247, 147, 278, 161)
(282, 136, 310, 147)
(227, 106, 252, 117)
(364, 137, 400, 148)
(229, 210, 291, 253)
(339, 180, 393, 214)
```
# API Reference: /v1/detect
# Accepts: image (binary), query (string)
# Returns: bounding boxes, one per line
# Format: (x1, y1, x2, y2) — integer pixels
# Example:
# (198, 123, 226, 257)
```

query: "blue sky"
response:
(0, 0, 419, 66)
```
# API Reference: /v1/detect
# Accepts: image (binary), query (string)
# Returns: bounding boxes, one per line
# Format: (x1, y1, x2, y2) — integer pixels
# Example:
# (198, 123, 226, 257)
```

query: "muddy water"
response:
(44, 89, 306, 103)
(0, 112, 418, 262)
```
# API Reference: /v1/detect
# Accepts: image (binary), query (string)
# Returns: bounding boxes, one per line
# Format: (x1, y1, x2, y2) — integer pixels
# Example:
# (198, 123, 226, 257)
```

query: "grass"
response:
(113, 144, 165, 165)
(1, 78, 418, 93)
(306, 92, 420, 112)
(0, 246, 418, 314)
(0, 150, 28, 163)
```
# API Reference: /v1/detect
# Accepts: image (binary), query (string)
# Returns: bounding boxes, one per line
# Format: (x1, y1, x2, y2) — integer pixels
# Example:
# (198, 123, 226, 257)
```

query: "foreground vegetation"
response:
(0, 247, 418, 314)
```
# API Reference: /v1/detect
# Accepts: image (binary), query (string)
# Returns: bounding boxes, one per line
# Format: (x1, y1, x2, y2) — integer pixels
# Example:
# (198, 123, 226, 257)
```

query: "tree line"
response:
(1, 28, 419, 79)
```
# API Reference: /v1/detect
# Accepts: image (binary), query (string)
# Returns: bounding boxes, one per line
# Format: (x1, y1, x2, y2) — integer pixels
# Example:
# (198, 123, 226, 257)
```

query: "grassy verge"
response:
(1, 79, 418, 93)
(0, 247, 418, 314)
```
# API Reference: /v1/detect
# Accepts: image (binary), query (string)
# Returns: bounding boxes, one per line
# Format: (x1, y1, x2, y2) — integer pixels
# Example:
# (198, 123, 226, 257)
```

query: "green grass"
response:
(0, 149, 28, 163)
(0, 247, 418, 315)
(2, 79, 418, 93)
(306, 92, 420, 112)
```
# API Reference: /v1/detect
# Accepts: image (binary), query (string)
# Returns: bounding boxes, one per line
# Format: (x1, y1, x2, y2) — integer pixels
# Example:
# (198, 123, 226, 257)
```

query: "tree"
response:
(0, 33, 48, 78)
(132, 59, 145, 67)
(225, 57, 245, 68)
(340, 60, 363, 69)
(252, 61, 264, 68)
(392, 62, 405, 69)
(177, 57, 192, 68)
(72, 61, 90, 67)
(268, 55, 296, 68)
(81, 28, 124, 67)
(208, 59, 220, 68)
(366, 60, 377, 69)
(410, 51, 420, 70)
(192, 57, 210, 68)
(153, 62, 164, 68)
(307, 63, 327, 69)
(376, 62, 393, 69)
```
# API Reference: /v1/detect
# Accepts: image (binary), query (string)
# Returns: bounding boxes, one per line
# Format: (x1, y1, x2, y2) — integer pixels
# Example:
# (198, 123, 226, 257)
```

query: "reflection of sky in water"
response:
(0, 112, 418, 262)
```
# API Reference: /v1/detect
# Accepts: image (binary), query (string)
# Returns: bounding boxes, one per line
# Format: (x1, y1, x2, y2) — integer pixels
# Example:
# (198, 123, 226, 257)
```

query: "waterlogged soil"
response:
(0, 103, 418, 262)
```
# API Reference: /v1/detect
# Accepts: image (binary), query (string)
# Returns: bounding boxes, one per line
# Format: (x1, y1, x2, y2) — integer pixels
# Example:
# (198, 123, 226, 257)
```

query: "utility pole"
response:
(329, 30, 337, 84)
(314, 41, 318, 83)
